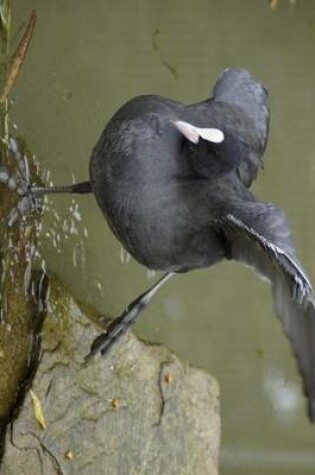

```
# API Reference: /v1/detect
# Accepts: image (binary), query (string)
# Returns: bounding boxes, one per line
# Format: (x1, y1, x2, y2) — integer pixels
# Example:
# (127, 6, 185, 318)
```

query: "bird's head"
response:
(171, 119, 242, 179)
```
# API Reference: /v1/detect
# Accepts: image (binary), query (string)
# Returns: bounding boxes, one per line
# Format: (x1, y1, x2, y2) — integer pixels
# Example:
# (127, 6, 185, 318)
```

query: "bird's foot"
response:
(0, 138, 43, 226)
(85, 272, 175, 362)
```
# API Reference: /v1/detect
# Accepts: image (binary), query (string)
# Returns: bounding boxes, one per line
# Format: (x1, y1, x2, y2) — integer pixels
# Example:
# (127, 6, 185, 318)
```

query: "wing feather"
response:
(218, 213, 315, 421)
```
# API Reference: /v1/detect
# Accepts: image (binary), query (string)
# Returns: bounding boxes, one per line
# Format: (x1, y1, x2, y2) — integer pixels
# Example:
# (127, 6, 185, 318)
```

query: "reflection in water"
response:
(163, 295, 186, 323)
(119, 247, 131, 264)
(263, 368, 300, 423)
(222, 447, 315, 473)
(12, 1, 315, 473)
(146, 269, 156, 280)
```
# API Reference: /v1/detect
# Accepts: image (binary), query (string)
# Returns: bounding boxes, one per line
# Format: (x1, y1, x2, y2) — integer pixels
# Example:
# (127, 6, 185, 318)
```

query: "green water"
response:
(12, 1, 315, 473)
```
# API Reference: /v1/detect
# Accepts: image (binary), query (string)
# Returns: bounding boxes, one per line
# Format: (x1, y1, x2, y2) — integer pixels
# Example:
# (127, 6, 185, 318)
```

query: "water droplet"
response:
(72, 247, 77, 267)
(120, 248, 131, 264)
(146, 269, 156, 280)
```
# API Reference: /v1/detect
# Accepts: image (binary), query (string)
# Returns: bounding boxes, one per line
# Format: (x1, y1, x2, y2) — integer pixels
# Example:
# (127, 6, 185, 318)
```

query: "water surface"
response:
(13, 1, 315, 473)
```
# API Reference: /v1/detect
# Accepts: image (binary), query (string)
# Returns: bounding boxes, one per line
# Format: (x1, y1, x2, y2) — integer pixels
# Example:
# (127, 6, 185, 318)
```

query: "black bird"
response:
(2, 68, 315, 421)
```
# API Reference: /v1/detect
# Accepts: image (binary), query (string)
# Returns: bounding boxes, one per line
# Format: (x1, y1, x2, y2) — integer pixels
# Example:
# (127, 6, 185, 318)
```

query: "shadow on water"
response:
(11, 1, 315, 473)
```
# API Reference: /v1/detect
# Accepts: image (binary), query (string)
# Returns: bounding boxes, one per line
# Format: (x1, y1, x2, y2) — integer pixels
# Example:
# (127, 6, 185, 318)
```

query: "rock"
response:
(1, 277, 220, 475)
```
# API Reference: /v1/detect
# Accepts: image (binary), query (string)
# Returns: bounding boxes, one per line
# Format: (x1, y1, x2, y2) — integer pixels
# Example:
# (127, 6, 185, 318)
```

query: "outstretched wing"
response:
(217, 212, 315, 421)
(213, 68, 270, 187)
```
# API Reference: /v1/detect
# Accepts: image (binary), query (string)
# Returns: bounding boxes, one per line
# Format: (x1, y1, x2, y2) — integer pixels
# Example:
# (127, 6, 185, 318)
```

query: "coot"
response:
(2, 68, 315, 422)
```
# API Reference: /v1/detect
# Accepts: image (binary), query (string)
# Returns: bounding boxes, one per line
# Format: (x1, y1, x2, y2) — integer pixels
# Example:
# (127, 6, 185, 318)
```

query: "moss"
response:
(0, 4, 43, 446)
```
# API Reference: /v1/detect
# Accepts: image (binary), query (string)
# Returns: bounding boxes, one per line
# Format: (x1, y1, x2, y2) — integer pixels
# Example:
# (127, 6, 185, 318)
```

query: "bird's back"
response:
(89, 69, 270, 271)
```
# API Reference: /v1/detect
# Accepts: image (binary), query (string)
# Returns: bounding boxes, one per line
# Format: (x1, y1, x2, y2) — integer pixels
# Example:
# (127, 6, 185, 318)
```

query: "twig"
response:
(0, 9, 36, 103)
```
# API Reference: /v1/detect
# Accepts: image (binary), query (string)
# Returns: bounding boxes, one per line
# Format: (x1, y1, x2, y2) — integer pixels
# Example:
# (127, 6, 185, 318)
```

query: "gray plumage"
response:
(88, 68, 315, 421)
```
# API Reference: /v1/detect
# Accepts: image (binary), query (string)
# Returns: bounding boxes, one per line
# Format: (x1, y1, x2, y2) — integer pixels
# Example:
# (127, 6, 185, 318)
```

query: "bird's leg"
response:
(85, 272, 175, 360)
(0, 138, 92, 226)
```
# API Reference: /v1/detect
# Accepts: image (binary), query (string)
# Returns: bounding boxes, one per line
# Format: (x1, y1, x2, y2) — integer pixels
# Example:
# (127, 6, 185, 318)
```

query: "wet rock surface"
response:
(1, 277, 220, 475)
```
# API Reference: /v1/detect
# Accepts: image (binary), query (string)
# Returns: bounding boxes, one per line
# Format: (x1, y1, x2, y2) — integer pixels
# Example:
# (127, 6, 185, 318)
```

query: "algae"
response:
(0, 2, 40, 452)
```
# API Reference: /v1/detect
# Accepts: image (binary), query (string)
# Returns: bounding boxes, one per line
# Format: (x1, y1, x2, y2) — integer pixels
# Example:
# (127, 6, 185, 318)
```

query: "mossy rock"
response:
(1, 277, 220, 475)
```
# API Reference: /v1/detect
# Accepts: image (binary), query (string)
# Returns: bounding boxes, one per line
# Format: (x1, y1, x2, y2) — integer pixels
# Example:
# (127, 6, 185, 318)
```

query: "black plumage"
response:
(3, 68, 314, 421)
(88, 68, 315, 421)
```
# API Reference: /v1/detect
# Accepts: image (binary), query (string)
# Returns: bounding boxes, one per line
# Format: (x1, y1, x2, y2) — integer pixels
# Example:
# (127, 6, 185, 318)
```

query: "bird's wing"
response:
(216, 212, 315, 421)
(213, 68, 269, 187)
